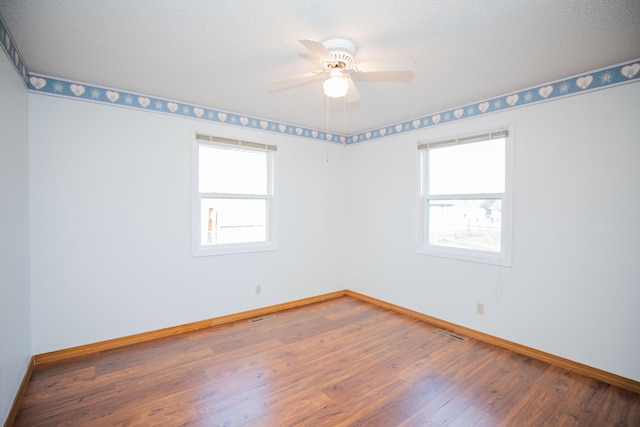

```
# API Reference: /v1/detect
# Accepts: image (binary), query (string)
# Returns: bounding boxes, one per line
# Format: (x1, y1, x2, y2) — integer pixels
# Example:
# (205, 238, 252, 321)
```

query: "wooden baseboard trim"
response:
(345, 290, 640, 394)
(4, 356, 35, 427)
(33, 290, 348, 366)
(31, 289, 638, 395)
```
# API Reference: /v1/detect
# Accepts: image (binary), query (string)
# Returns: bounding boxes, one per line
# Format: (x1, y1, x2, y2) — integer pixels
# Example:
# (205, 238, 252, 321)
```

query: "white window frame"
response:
(192, 133, 278, 256)
(416, 127, 513, 266)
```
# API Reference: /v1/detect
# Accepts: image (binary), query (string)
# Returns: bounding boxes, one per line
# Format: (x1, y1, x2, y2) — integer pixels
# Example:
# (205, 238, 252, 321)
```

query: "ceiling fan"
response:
(271, 38, 413, 102)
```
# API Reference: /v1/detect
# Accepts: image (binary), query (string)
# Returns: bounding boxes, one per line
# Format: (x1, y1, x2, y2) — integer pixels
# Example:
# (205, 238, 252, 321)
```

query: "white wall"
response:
(0, 51, 31, 422)
(26, 72, 640, 384)
(29, 95, 347, 354)
(344, 83, 640, 381)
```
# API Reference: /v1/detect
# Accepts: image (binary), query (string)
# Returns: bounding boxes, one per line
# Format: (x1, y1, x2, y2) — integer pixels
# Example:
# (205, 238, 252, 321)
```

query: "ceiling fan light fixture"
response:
(323, 70, 349, 98)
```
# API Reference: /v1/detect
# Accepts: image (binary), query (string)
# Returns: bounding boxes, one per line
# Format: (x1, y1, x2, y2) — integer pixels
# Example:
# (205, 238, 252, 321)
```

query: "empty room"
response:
(1, 1, 639, 425)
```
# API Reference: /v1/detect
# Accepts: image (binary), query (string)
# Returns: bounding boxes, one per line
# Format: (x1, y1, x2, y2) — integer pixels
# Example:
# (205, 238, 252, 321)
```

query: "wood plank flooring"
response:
(13, 296, 640, 426)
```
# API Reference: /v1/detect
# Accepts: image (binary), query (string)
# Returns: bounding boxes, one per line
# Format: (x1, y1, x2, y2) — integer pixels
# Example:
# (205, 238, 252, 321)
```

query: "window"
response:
(417, 129, 512, 266)
(193, 133, 277, 256)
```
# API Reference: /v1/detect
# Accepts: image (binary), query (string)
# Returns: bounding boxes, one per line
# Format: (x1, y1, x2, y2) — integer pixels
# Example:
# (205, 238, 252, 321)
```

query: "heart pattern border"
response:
(20, 60, 640, 145)
(2, 16, 637, 146)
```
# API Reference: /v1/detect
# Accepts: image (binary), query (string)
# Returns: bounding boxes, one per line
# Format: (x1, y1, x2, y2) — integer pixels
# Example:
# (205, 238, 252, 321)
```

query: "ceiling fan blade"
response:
(298, 39, 335, 62)
(345, 75, 360, 103)
(352, 58, 414, 73)
(270, 69, 327, 84)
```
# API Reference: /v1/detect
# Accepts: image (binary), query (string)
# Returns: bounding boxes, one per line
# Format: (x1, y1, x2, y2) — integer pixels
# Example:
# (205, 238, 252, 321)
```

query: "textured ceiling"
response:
(1, 0, 639, 134)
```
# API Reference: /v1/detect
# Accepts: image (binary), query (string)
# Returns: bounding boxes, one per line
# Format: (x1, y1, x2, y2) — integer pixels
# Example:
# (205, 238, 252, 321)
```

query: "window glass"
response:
(200, 198, 267, 245)
(428, 139, 505, 195)
(427, 199, 502, 252)
(199, 145, 267, 195)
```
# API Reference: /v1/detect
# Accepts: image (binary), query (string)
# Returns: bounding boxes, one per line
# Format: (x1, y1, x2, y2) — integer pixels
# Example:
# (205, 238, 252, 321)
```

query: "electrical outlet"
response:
(255, 284, 262, 295)
(476, 303, 485, 315)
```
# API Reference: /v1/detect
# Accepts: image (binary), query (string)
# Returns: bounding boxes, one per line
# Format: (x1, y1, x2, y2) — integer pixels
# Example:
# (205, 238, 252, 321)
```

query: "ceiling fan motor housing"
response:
(322, 38, 356, 68)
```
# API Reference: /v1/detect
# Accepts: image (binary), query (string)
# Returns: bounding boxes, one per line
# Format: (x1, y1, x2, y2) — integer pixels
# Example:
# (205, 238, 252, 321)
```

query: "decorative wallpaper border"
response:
(25, 59, 639, 145)
(349, 59, 640, 145)
(0, 12, 29, 86)
(26, 73, 341, 143)
(2, 13, 638, 144)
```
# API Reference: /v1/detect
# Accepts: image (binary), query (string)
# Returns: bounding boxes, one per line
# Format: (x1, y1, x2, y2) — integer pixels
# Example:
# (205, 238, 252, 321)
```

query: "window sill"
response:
(193, 241, 278, 257)
(416, 245, 511, 267)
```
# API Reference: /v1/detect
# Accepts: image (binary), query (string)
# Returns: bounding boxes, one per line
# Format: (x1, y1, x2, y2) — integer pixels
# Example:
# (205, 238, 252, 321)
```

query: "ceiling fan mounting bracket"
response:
(321, 38, 356, 69)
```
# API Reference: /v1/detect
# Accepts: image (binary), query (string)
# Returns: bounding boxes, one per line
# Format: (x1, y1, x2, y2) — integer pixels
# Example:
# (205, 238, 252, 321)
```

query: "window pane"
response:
(427, 199, 502, 252)
(429, 139, 505, 195)
(199, 145, 267, 195)
(201, 198, 267, 245)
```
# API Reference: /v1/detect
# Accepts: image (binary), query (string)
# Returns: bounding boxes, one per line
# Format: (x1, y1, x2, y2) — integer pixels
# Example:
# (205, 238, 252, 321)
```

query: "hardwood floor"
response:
(13, 297, 640, 426)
